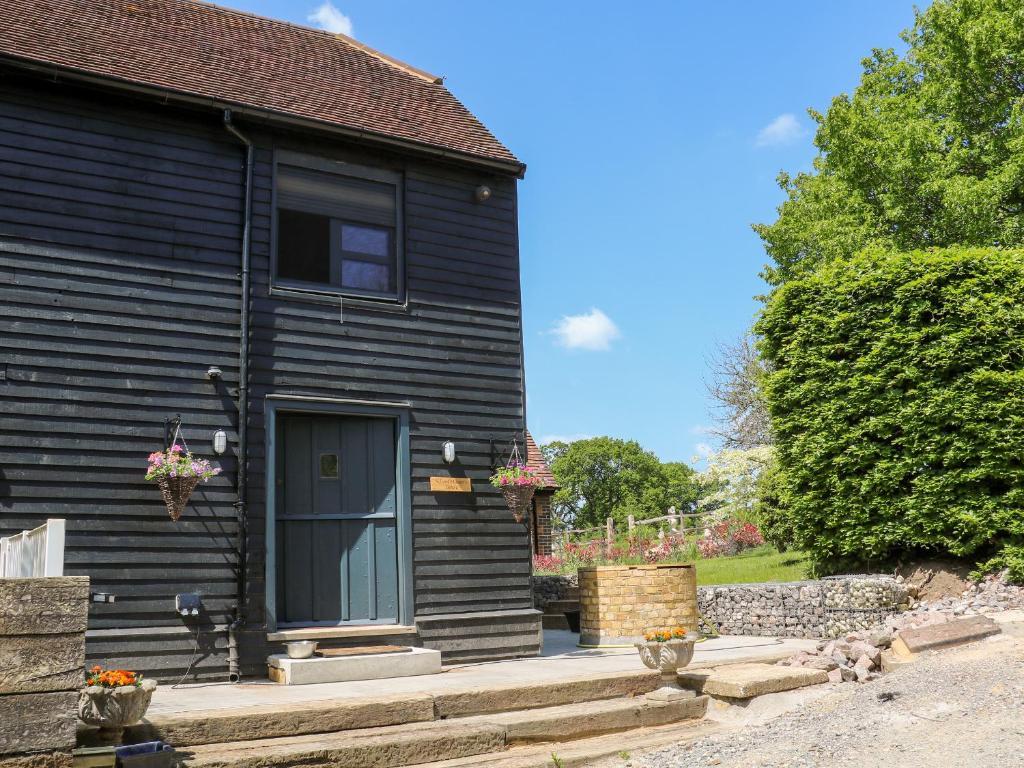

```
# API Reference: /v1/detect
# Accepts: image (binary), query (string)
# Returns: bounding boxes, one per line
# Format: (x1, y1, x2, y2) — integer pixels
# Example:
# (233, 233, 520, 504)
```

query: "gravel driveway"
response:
(592, 621, 1024, 768)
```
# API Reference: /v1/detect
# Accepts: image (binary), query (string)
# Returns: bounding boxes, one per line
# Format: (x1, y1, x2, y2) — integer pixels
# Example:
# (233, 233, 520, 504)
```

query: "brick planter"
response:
(578, 564, 698, 646)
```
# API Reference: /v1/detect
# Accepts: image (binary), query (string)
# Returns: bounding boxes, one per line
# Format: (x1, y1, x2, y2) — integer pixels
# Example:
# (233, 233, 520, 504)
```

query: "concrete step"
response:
(404, 718, 723, 768)
(545, 599, 580, 614)
(178, 695, 708, 767)
(130, 670, 663, 747)
(541, 613, 570, 630)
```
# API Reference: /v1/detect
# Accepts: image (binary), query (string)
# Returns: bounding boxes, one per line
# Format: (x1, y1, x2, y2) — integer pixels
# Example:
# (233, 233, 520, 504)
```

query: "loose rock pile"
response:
(778, 570, 1023, 683)
(778, 629, 890, 682)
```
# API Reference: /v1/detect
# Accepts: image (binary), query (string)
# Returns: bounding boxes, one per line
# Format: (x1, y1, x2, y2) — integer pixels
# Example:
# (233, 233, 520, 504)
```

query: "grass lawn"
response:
(693, 545, 810, 585)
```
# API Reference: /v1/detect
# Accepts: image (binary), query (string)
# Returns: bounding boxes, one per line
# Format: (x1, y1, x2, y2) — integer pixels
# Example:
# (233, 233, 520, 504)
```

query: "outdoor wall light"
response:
(474, 185, 491, 203)
(442, 440, 456, 464)
(206, 366, 223, 380)
(212, 429, 228, 455)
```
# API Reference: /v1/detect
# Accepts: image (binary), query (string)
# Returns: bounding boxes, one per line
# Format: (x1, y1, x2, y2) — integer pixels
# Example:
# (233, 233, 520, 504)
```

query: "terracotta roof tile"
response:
(525, 431, 558, 490)
(0, 0, 521, 169)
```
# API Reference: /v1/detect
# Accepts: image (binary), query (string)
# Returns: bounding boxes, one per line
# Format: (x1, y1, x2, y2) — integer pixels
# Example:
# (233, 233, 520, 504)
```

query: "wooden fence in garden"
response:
(554, 507, 717, 552)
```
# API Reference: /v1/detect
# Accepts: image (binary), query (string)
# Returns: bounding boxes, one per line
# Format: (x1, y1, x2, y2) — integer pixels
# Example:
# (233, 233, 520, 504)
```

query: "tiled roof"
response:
(0, 0, 521, 170)
(525, 431, 558, 490)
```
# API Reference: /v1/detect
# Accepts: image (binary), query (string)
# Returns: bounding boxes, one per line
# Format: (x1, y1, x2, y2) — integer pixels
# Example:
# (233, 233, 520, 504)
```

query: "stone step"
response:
(129, 670, 663, 747)
(678, 663, 827, 699)
(178, 695, 708, 768)
(545, 599, 580, 614)
(403, 718, 722, 768)
(179, 719, 504, 768)
(891, 615, 1001, 658)
(541, 613, 570, 630)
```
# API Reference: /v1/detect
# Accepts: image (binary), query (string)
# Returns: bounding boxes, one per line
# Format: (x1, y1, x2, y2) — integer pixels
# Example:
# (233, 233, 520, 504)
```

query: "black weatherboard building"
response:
(0, 0, 539, 678)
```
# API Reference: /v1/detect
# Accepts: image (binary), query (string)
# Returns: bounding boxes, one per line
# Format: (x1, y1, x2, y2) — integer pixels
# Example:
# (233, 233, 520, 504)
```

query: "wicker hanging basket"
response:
(501, 484, 536, 524)
(157, 475, 201, 522)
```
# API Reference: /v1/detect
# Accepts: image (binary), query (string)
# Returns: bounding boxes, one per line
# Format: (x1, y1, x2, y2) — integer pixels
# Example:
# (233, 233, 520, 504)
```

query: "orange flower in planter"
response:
(644, 627, 689, 643)
(85, 666, 143, 688)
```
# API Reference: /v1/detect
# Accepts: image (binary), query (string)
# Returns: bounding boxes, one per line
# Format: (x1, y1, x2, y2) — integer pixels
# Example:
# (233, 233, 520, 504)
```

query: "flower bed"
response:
(536, 519, 765, 575)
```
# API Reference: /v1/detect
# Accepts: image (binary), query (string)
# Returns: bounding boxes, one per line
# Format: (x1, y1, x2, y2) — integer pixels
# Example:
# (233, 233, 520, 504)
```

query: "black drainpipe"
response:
(223, 109, 253, 683)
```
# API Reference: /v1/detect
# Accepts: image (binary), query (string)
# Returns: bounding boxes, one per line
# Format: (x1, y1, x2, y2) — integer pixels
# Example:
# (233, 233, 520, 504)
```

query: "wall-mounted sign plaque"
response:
(429, 476, 472, 493)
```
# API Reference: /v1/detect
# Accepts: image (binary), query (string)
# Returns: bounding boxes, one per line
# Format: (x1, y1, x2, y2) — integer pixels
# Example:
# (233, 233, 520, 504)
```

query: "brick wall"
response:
(578, 564, 697, 646)
(530, 491, 553, 556)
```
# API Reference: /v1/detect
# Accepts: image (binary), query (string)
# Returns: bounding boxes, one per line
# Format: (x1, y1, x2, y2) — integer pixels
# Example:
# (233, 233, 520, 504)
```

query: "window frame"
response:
(270, 150, 405, 303)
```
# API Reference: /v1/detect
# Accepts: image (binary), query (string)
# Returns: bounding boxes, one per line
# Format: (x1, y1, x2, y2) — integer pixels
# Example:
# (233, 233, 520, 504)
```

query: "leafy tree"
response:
(756, 247, 1024, 578)
(546, 437, 693, 529)
(662, 461, 701, 515)
(705, 335, 773, 450)
(755, 0, 1024, 285)
(695, 446, 774, 525)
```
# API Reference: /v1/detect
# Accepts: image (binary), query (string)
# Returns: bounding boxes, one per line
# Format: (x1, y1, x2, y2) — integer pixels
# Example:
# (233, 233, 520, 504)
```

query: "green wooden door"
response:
(275, 414, 399, 625)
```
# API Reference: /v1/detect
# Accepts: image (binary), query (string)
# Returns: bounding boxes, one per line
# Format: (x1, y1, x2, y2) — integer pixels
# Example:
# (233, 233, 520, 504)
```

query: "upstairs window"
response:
(274, 153, 402, 300)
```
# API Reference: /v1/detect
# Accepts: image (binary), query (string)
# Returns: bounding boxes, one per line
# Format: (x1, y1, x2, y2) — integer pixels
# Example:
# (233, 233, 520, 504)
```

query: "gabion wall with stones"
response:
(533, 573, 577, 612)
(697, 576, 912, 639)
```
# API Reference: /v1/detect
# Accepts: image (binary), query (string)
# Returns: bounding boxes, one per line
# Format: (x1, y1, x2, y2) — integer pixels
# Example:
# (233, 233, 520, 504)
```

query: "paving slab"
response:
(678, 663, 828, 699)
(891, 616, 1000, 658)
(147, 631, 816, 719)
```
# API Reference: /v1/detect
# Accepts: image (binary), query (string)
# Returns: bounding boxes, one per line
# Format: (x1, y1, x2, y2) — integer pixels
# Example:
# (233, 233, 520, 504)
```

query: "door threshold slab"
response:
(267, 625, 417, 642)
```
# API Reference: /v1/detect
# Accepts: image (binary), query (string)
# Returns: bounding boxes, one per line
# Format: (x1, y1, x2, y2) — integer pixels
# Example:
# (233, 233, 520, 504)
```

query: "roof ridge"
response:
(190, 0, 441, 84)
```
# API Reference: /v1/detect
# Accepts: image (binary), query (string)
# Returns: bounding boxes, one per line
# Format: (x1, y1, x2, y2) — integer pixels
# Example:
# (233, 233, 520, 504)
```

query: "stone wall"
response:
(579, 564, 697, 646)
(0, 577, 89, 768)
(697, 576, 911, 639)
(534, 573, 911, 640)
(533, 574, 577, 611)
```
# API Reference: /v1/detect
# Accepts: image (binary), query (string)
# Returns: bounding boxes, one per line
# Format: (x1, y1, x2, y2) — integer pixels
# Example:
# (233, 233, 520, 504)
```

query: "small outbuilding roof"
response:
(0, 0, 522, 173)
(525, 431, 559, 491)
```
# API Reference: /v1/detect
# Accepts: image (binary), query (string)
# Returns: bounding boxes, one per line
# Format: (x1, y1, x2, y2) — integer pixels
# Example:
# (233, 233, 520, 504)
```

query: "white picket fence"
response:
(0, 519, 66, 578)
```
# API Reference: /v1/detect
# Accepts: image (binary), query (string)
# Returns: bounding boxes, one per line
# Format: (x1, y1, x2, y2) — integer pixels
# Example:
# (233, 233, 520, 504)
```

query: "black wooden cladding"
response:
(0, 74, 532, 677)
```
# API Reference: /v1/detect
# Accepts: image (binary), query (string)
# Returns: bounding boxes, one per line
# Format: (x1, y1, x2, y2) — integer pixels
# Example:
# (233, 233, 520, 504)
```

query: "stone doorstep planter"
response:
(78, 679, 158, 742)
(636, 637, 697, 701)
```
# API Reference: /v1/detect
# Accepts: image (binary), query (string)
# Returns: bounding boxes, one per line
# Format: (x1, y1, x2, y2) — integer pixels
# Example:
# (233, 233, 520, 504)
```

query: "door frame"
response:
(263, 395, 414, 631)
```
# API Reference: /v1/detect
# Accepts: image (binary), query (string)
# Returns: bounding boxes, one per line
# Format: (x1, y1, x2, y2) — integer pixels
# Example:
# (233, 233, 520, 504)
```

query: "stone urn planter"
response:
(78, 678, 158, 742)
(635, 637, 696, 701)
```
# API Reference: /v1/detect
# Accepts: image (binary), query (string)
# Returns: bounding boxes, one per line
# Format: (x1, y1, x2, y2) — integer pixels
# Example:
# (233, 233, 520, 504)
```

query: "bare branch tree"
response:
(705, 334, 773, 450)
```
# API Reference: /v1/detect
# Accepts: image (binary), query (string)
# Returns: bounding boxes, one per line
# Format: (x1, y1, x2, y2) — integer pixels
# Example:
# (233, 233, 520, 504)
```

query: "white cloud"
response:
(755, 113, 805, 147)
(550, 308, 621, 351)
(308, 2, 354, 36)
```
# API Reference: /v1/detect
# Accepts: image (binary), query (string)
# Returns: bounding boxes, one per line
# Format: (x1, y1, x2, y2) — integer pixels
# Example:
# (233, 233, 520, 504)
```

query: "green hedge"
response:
(756, 247, 1024, 578)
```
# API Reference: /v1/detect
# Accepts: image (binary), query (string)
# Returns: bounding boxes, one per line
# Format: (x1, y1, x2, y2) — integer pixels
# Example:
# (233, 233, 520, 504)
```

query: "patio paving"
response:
(148, 630, 816, 717)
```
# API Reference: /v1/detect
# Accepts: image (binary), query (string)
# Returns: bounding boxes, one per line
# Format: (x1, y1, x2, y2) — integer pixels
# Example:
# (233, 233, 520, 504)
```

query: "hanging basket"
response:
(501, 484, 536, 524)
(157, 475, 201, 522)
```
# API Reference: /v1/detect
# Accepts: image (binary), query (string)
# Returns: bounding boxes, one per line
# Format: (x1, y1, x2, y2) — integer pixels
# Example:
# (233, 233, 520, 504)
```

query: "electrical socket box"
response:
(175, 593, 203, 616)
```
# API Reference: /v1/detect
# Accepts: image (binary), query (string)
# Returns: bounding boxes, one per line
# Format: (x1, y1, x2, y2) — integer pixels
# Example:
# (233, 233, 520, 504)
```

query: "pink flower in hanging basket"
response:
(146, 444, 222, 521)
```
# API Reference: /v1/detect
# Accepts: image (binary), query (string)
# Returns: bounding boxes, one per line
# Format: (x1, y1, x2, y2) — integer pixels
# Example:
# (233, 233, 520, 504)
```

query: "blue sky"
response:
(237, 0, 918, 463)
